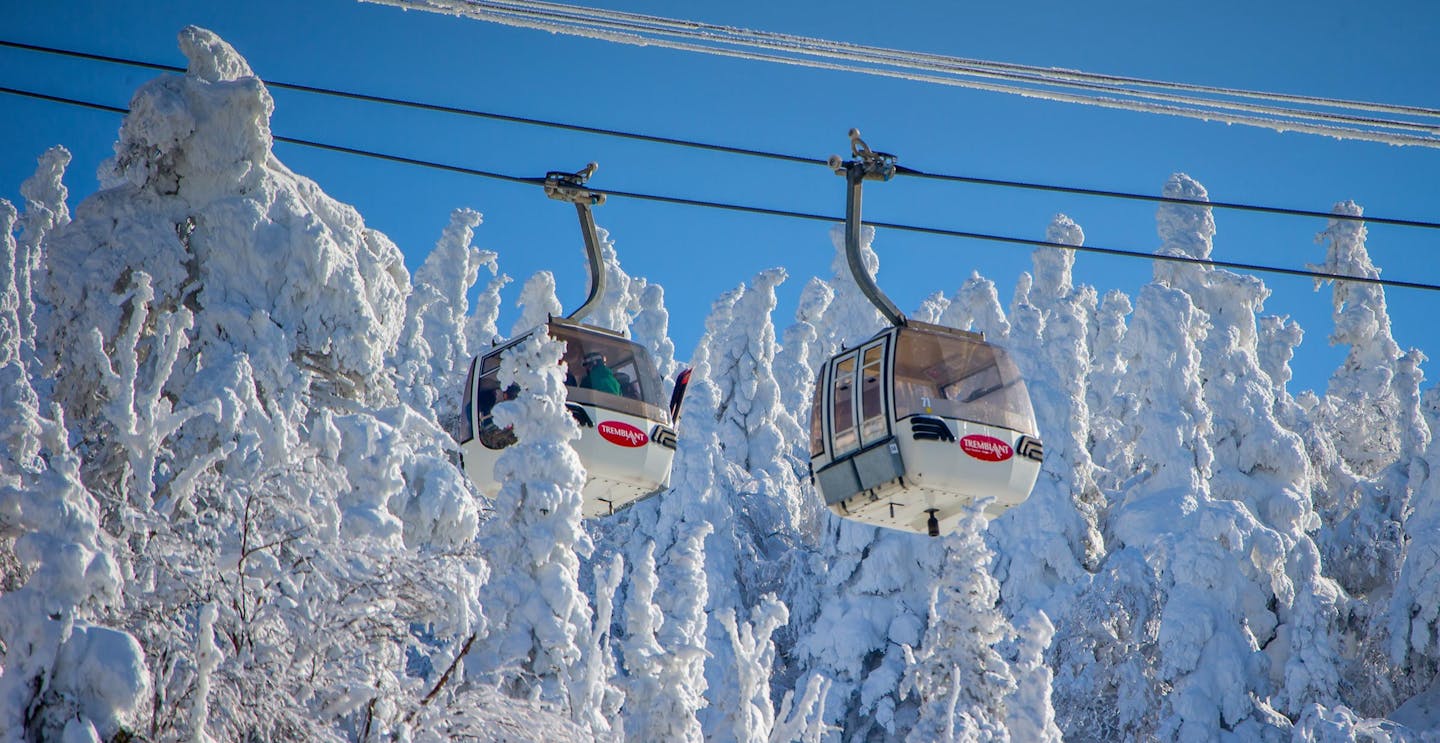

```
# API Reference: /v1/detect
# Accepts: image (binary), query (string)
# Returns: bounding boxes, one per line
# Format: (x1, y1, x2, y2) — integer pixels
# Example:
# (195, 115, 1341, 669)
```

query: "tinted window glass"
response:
(859, 343, 886, 445)
(809, 371, 825, 457)
(892, 329, 1037, 433)
(832, 355, 858, 455)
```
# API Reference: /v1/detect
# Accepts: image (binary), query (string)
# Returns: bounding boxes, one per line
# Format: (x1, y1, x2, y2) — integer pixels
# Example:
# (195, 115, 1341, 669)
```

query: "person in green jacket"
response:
(580, 351, 622, 396)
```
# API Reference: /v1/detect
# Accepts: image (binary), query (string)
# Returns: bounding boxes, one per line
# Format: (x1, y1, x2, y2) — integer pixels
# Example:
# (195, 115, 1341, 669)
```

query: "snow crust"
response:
(2, 26, 1437, 743)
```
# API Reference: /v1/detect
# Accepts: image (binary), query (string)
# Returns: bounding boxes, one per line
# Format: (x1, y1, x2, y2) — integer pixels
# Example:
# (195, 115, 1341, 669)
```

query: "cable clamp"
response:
(544, 161, 606, 205)
(828, 128, 896, 182)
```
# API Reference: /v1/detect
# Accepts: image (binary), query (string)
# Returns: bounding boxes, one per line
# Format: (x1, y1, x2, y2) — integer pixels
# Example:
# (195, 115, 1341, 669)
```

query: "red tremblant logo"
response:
(960, 434, 1013, 462)
(598, 421, 649, 448)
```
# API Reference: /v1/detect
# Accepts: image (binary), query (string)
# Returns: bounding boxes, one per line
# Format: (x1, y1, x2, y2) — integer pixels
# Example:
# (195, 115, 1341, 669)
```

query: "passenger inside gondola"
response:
(560, 341, 651, 404)
(580, 351, 622, 395)
(477, 382, 520, 449)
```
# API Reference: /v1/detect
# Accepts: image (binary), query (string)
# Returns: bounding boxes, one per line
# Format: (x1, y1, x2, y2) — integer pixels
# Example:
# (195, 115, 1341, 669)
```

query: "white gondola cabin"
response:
(811, 130, 1044, 537)
(459, 318, 682, 517)
(809, 322, 1043, 536)
(453, 163, 689, 518)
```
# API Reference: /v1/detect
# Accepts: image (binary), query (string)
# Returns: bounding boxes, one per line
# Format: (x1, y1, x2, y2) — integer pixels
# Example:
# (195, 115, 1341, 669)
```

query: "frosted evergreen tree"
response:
(622, 541, 676, 739)
(1007, 272, 1043, 354)
(14, 146, 70, 364)
(992, 214, 1102, 618)
(912, 290, 951, 324)
(1258, 315, 1305, 401)
(511, 271, 564, 336)
(16, 28, 485, 740)
(0, 202, 36, 470)
(1108, 283, 1292, 741)
(686, 269, 826, 739)
(620, 537, 714, 742)
(464, 332, 605, 731)
(634, 285, 728, 650)
(1051, 548, 1164, 738)
(618, 502, 713, 739)
(903, 503, 1017, 742)
(1311, 201, 1404, 478)
(773, 278, 833, 449)
(796, 520, 937, 737)
(0, 401, 150, 741)
(795, 227, 932, 739)
(397, 208, 488, 418)
(710, 268, 799, 488)
(0, 200, 152, 741)
(939, 271, 1012, 340)
(1150, 175, 1345, 720)
(630, 278, 678, 382)
(1389, 383, 1440, 708)
(1086, 289, 1135, 493)
(1306, 205, 1412, 686)
(714, 595, 825, 743)
(1326, 348, 1429, 717)
(464, 247, 509, 354)
(572, 554, 625, 737)
(1003, 611, 1062, 743)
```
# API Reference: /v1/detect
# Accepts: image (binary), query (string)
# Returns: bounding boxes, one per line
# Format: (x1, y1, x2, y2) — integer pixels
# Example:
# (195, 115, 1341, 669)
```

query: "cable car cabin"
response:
(809, 321, 1044, 537)
(458, 318, 679, 518)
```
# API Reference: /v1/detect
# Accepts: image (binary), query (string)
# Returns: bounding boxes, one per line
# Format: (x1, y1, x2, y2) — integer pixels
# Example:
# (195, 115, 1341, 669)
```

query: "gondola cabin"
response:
(809, 321, 1044, 537)
(458, 318, 681, 517)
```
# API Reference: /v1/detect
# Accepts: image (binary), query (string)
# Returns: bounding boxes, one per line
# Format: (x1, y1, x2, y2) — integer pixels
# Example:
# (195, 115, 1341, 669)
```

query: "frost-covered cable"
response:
(444, 0, 1440, 121)
(364, 0, 1440, 146)
(416, 0, 1440, 138)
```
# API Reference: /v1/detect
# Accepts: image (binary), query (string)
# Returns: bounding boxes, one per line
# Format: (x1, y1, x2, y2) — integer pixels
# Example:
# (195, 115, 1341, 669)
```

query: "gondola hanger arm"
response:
(544, 162, 608, 323)
(831, 129, 906, 327)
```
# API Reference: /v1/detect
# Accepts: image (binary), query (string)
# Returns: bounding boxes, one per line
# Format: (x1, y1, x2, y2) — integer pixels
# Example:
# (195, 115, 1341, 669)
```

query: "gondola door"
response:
(856, 339, 890, 449)
(815, 334, 905, 511)
(828, 351, 859, 461)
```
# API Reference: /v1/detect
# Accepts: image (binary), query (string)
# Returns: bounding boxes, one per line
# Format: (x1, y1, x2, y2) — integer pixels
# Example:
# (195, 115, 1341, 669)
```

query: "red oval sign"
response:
(598, 421, 649, 448)
(960, 434, 1013, 462)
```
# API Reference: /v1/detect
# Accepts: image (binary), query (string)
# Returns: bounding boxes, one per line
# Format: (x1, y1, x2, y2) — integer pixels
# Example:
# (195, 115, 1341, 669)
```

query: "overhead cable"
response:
(3, 84, 1435, 296)
(3, 38, 1438, 231)
(363, 0, 1440, 148)
(414, 0, 1440, 120)
(413, 0, 1440, 135)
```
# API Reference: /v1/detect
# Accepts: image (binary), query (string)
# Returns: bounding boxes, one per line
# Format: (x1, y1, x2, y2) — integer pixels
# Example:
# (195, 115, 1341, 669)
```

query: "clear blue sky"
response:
(4, 0, 1437, 396)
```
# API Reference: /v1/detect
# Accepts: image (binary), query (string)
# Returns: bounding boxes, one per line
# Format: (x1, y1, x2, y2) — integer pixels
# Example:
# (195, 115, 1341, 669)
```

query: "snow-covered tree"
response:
(631, 278, 679, 383)
(1311, 201, 1404, 478)
(464, 247, 509, 354)
(464, 332, 606, 730)
(715, 595, 799, 743)
(512, 271, 564, 335)
(1003, 611, 1062, 743)
(0, 199, 151, 742)
(1389, 383, 1440, 708)
(1108, 281, 1292, 741)
(992, 214, 1102, 616)
(794, 229, 931, 740)
(903, 503, 1017, 742)
(397, 207, 489, 418)
(1086, 289, 1135, 492)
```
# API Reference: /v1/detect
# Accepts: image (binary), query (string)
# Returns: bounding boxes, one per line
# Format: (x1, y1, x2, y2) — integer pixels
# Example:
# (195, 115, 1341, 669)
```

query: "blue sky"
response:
(4, 0, 1437, 396)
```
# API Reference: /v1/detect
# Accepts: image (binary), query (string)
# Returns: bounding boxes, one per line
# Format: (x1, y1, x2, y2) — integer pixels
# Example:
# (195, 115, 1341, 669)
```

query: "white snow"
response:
(2, 24, 1437, 742)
